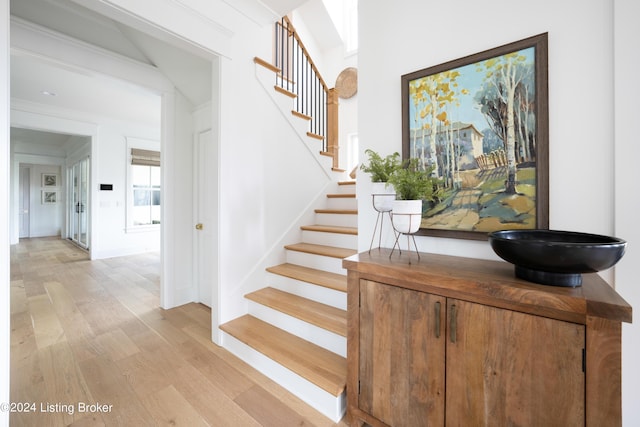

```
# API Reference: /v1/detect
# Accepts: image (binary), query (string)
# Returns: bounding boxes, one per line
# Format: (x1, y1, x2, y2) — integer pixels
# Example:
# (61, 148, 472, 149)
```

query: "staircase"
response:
(219, 16, 356, 421)
(220, 181, 356, 421)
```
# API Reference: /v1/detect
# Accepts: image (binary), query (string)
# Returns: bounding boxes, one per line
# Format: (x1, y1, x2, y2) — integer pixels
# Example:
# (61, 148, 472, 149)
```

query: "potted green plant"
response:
(387, 158, 440, 234)
(360, 149, 400, 212)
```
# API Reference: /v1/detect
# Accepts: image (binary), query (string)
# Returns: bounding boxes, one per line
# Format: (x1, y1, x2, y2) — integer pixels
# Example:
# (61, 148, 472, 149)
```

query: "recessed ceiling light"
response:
(40, 90, 57, 97)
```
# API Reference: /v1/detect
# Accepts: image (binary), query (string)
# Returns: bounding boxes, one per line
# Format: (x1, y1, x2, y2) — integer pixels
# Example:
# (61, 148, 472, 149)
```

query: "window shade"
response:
(131, 148, 160, 167)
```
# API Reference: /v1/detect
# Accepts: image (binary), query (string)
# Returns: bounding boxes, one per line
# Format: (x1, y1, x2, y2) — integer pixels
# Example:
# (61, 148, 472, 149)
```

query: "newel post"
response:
(327, 88, 339, 169)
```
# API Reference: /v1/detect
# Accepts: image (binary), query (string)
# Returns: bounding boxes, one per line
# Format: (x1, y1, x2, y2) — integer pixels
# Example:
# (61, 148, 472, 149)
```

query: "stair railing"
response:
(275, 16, 339, 169)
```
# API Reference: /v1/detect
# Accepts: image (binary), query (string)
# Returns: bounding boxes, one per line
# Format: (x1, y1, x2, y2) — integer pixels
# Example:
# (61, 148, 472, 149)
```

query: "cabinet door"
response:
(446, 299, 585, 427)
(359, 280, 446, 426)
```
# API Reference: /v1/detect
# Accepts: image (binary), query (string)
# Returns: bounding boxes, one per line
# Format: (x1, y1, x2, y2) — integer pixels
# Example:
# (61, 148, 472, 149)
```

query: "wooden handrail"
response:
(274, 16, 340, 170)
(282, 16, 329, 92)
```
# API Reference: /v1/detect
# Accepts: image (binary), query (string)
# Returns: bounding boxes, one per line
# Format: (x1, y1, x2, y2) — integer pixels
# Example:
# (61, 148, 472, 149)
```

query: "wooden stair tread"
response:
(307, 132, 324, 140)
(284, 243, 356, 259)
(254, 57, 280, 73)
(220, 315, 346, 396)
(292, 110, 312, 121)
(315, 209, 358, 215)
(338, 180, 356, 186)
(326, 193, 355, 199)
(245, 287, 346, 336)
(266, 263, 347, 293)
(301, 225, 357, 235)
(274, 85, 296, 98)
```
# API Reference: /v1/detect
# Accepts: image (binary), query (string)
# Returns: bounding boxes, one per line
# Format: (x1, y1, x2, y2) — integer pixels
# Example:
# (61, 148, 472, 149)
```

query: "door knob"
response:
(195, 223, 203, 230)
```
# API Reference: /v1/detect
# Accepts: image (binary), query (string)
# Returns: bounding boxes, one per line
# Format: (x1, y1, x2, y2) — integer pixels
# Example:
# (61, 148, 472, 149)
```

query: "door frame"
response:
(18, 166, 30, 238)
(193, 128, 220, 342)
(9, 115, 95, 254)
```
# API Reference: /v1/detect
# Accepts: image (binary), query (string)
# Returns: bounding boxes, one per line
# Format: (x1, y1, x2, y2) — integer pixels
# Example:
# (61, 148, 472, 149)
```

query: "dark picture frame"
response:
(401, 33, 549, 240)
(42, 173, 58, 187)
(42, 190, 58, 204)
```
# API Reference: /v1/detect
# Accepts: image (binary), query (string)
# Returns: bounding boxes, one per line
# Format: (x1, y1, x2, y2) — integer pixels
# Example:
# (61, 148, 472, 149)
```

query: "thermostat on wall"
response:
(100, 184, 113, 191)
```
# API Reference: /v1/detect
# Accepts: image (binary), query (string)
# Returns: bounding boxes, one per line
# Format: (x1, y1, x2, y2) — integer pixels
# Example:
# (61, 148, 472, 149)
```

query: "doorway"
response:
(194, 129, 217, 308)
(18, 166, 29, 238)
(68, 157, 90, 249)
(9, 0, 219, 320)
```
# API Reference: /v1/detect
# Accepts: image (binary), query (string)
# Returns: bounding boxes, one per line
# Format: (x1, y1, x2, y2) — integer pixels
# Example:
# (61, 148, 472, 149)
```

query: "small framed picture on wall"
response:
(42, 190, 58, 204)
(42, 173, 58, 187)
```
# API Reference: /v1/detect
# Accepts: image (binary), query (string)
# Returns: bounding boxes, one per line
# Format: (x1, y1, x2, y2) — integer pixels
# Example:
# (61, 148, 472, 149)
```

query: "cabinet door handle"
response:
(435, 301, 441, 338)
(450, 304, 457, 343)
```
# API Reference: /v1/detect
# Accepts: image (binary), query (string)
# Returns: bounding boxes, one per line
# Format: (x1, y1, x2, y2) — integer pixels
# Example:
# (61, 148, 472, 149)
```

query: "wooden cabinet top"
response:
(343, 249, 632, 325)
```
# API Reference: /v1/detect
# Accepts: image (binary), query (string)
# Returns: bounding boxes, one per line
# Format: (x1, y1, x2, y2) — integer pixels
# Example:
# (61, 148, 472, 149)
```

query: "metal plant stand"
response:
(389, 212, 420, 263)
(368, 194, 397, 253)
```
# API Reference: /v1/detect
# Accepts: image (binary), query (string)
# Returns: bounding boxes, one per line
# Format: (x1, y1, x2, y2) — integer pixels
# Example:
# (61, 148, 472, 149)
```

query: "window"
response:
(344, 0, 358, 54)
(127, 145, 161, 230)
(132, 164, 160, 225)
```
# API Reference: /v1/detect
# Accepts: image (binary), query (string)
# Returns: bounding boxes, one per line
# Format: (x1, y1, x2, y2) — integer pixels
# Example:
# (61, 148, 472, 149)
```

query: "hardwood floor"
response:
(10, 237, 348, 426)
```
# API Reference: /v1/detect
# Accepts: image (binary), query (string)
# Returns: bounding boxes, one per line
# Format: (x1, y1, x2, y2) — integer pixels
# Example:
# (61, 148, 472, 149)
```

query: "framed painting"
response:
(42, 173, 58, 187)
(42, 190, 58, 204)
(401, 33, 549, 240)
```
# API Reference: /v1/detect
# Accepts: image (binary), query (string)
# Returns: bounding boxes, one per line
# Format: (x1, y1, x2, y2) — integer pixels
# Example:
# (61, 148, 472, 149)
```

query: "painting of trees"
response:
(475, 49, 536, 193)
(408, 70, 470, 189)
(401, 33, 548, 240)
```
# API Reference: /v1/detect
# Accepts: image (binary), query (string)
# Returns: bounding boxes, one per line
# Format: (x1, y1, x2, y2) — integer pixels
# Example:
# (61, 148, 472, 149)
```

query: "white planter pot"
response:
(391, 199, 423, 234)
(371, 182, 396, 212)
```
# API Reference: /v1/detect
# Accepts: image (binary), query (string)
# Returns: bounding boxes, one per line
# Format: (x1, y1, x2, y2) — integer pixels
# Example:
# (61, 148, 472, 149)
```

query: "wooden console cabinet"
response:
(343, 249, 632, 427)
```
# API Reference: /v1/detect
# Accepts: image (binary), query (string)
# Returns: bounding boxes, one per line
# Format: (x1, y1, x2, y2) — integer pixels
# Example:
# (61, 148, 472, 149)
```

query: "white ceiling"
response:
(9, 0, 214, 150)
(10, 52, 162, 126)
(10, 127, 89, 157)
(12, 127, 75, 148)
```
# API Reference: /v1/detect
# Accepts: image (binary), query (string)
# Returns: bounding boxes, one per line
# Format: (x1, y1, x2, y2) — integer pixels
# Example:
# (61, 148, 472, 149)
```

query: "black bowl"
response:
(488, 230, 627, 287)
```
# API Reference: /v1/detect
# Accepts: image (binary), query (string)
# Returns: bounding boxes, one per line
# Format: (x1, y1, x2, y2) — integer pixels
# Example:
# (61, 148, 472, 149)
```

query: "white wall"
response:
(614, 0, 640, 425)
(360, 0, 637, 421)
(0, 0, 9, 423)
(92, 121, 162, 259)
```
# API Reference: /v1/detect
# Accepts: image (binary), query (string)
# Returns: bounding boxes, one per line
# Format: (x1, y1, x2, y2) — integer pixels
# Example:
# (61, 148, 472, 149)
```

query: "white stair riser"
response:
(247, 301, 346, 357)
(317, 153, 334, 170)
(291, 114, 312, 135)
(326, 197, 357, 211)
(266, 80, 296, 114)
(222, 332, 346, 422)
(286, 251, 346, 275)
(266, 274, 346, 310)
(314, 213, 357, 228)
(301, 230, 357, 249)
(335, 185, 356, 195)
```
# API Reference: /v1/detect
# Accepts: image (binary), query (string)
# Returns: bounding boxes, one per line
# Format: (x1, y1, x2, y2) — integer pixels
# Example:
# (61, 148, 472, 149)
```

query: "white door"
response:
(19, 167, 30, 238)
(68, 157, 90, 249)
(194, 130, 217, 308)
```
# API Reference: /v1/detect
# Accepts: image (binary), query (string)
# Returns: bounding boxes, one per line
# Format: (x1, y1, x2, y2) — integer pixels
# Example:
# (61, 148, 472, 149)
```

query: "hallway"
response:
(9, 237, 345, 426)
